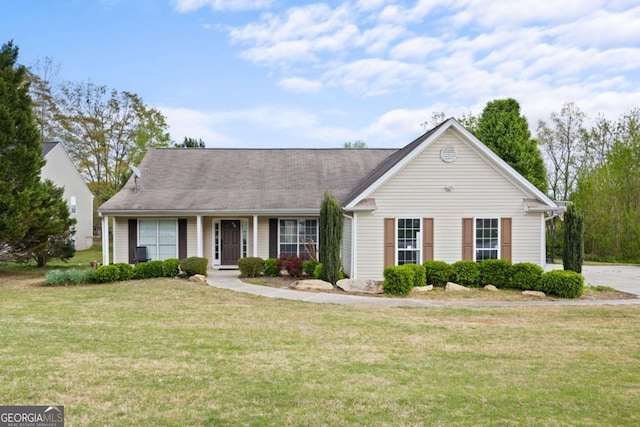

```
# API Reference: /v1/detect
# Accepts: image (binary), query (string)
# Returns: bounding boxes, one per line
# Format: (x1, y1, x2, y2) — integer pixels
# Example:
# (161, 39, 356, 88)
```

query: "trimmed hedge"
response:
(424, 260, 452, 286)
(403, 263, 426, 287)
(511, 262, 544, 291)
(94, 265, 121, 283)
(180, 257, 208, 276)
(132, 260, 164, 280)
(238, 257, 265, 278)
(113, 263, 134, 281)
(383, 265, 414, 296)
(162, 258, 181, 277)
(479, 259, 512, 288)
(540, 270, 584, 298)
(452, 260, 480, 287)
(264, 258, 280, 277)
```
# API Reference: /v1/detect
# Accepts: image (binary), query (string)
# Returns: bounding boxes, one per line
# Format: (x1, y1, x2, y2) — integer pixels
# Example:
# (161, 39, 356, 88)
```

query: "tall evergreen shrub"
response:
(319, 191, 343, 285)
(563, 204, 584, 273)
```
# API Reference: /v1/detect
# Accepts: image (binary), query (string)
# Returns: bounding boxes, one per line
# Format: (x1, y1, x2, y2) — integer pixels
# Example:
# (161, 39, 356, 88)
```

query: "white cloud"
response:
(390, 36, 444, 61)
(172, 0, 273, 12)
(278, 77, 322, 93)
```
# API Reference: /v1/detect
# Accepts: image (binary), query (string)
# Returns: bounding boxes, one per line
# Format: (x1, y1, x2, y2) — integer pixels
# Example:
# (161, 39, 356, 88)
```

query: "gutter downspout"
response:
(343, 212, 356, 279)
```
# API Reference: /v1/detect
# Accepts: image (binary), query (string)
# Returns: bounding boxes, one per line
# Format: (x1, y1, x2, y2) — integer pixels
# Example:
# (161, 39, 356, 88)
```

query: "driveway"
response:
(546, 264, 640, 296)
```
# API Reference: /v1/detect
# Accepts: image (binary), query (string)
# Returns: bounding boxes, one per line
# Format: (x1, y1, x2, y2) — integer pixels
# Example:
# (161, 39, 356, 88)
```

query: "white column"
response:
(196, 215, 203, 257)
(352, 213, 357, 279)
(112, 217, 117, 264)
(253, 215, 258, 257)
(101, 215, 109, 266)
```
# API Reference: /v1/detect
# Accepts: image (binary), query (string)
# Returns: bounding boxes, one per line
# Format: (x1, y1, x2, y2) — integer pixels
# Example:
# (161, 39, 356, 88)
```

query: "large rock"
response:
(336, 279, 383, 294)
(484, 285, 498, 292)
(189, 274, 206, 283)
(522, 290, 546, 298)
(413, 285, 434, 293)
(292, 279, 334, 291)
(445, 281, 470, 292)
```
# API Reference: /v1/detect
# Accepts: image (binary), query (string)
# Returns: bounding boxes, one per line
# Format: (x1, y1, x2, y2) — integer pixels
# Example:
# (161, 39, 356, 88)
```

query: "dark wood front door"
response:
(221, 220, 241, 265)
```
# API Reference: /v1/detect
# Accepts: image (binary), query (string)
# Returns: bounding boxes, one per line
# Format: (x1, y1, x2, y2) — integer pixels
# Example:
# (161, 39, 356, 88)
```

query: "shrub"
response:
(66, 268, 95, 285)
(94, 265, 121, 283)
(320, 191, 343, 285)
(511, 263, 544, 290)
(479, 259, 512, 288)
(452, 260, 480, 287)
(313, 263, 323, 279)
(277, 254, 304, 278)
(403, 263, 426, 287)
(132, 260, 164, 280)
(264, 258, 280, 277)
(540, 270, 584, 298)
(113, 263, 134, 281)
(180, 257, 208, 276)
(45, 269, 67, 286)
(238, 257, 265, 278)
(424, 260, 452, 286)
(303, 260, 318, 277)
(383, 265, 414, 296)
(162, 258, 181, 277)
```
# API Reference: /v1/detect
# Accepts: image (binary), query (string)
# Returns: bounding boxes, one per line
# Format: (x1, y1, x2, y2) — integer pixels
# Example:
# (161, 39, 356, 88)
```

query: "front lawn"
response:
(1, 273, 639, 425)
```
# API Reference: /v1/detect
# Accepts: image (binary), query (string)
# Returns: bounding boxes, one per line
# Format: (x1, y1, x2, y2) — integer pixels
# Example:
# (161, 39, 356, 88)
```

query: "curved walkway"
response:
(206, 269, 640, 308)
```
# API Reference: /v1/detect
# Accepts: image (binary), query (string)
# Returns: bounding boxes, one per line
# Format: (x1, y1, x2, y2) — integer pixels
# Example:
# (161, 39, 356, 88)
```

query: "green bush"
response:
(383, 265, 414, 296)
(162, 258, 181, 277)
(424, 260, 452, 286)
(511, 263, 544, 290)
(479, 259, 512, 288)
(180, 257, 208, 276)
(313, 263, 323, 279)
(452, 260, 480, 287)
(132, 260, 164, 280)
(238, 257, 265, 278)
(303, 260, 318, 277)
(45, 269, 95, 286)
(264, 258, 280, 277)
(94, 265, 121, 283)
(539, 270, 584, 298)
(403, 263, 426, 287)
(113, 263, 134, 281)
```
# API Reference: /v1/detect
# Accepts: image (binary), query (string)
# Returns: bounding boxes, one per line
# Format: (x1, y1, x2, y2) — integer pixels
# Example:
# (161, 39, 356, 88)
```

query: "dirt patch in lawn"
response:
(242, 277, 637, 302)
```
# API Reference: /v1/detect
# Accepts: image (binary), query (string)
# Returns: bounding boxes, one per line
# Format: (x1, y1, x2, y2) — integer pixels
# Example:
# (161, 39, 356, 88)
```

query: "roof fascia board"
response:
(98, 209, 321, 216)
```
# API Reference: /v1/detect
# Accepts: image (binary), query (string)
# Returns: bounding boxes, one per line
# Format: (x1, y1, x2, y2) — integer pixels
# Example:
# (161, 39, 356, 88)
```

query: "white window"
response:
(475, 218, 499, 261)
(70, 196, 77, 214)
(279, 219, 318, 260)
(138, 219, 177, 261)
(397, 218, 421, 265)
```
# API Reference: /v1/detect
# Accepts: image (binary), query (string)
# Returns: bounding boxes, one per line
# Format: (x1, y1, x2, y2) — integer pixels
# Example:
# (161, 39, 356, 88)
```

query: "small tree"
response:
(319, 191, 343, 285)
(563, 203, 584, 273)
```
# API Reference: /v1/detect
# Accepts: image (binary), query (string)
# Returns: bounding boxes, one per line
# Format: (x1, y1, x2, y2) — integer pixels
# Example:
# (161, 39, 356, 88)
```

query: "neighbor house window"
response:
(70, 196, 77, 214)
(138, 219, 177, 261)
(279, 219, 318, 260)
(475, 218, 499, 261)
(397, 218, 421, 265)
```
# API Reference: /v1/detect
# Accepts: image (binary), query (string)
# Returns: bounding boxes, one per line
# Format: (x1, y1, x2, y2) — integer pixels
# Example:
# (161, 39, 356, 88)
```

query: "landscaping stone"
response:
(446, 282, 470, 292)
(484, 285, 498, 291)
(189, 274, 206, 283)
(413, 285, 434, 293)
(292, 279, 334, 291)
(336, 278, 383, 294)
(522, 290, 546, 297)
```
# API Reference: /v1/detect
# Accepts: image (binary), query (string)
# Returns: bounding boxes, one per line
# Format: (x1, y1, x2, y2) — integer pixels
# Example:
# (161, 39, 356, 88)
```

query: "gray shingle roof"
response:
(99, 148, 395, 213)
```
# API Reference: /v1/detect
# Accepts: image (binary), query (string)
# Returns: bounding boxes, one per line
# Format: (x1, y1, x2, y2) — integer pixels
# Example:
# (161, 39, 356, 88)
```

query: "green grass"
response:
(1, 274, 639, 426)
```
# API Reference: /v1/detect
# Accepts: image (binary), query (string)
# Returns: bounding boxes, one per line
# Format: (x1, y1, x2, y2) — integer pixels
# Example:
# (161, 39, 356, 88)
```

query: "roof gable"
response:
(41, 142, 58, 157)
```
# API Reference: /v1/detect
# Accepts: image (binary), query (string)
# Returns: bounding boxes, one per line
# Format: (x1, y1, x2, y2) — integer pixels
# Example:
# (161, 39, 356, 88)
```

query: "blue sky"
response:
(1, 0, 639, 148)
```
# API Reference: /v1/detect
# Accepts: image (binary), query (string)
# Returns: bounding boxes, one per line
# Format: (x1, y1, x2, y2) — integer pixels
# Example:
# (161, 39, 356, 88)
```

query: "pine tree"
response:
(563, 204, 584, 273)
(0, 41, 45, 253)
(319, 191, 343, 285)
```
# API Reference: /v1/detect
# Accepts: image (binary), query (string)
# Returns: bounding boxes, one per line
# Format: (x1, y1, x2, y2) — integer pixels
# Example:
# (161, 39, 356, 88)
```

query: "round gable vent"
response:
(440, 145, 457, 163)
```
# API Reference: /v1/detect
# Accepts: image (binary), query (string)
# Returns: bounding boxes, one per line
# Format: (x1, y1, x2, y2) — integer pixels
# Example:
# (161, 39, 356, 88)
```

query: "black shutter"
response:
(269, 218, 278, 259)
(128, 219, 137, 264)
(178, 219, 187, 260)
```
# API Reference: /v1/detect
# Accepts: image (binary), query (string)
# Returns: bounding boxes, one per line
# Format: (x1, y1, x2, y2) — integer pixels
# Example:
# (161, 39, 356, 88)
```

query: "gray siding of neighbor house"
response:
(354, 128, 545, 280)
(41, 143, 94, 250)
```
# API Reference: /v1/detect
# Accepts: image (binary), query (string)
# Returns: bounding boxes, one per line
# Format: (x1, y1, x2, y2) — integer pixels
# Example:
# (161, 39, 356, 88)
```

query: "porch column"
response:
(253, 215, 258, 257)
(352, 213, 357, 279)
(196, 215, 203, 257)
(112, 217, 117, 264)
(101, 215, 109, 266)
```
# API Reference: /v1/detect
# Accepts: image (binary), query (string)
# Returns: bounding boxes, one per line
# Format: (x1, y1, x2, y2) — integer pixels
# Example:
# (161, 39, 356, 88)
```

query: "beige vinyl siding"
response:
(342, 215, 352, 277)
(186, 218, 197, 258)
(203, 218, 213, 262)
(257, 217, 271, 259)
(113, 217, 130, 263)
(356, 128, 544, 280)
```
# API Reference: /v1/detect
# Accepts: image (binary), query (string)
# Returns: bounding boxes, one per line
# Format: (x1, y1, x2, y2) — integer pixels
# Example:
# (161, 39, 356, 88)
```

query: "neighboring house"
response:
(98, 119, 561, 280)
(41, 142, 94, 251)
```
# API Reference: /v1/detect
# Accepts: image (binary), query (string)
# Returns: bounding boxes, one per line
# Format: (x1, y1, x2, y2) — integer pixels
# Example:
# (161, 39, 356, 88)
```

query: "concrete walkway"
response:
(206, 269, 640, 308)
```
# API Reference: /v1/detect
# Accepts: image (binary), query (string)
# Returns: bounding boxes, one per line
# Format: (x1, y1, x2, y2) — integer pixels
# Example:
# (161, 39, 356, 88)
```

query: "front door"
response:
(221, 220, 241, 265)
